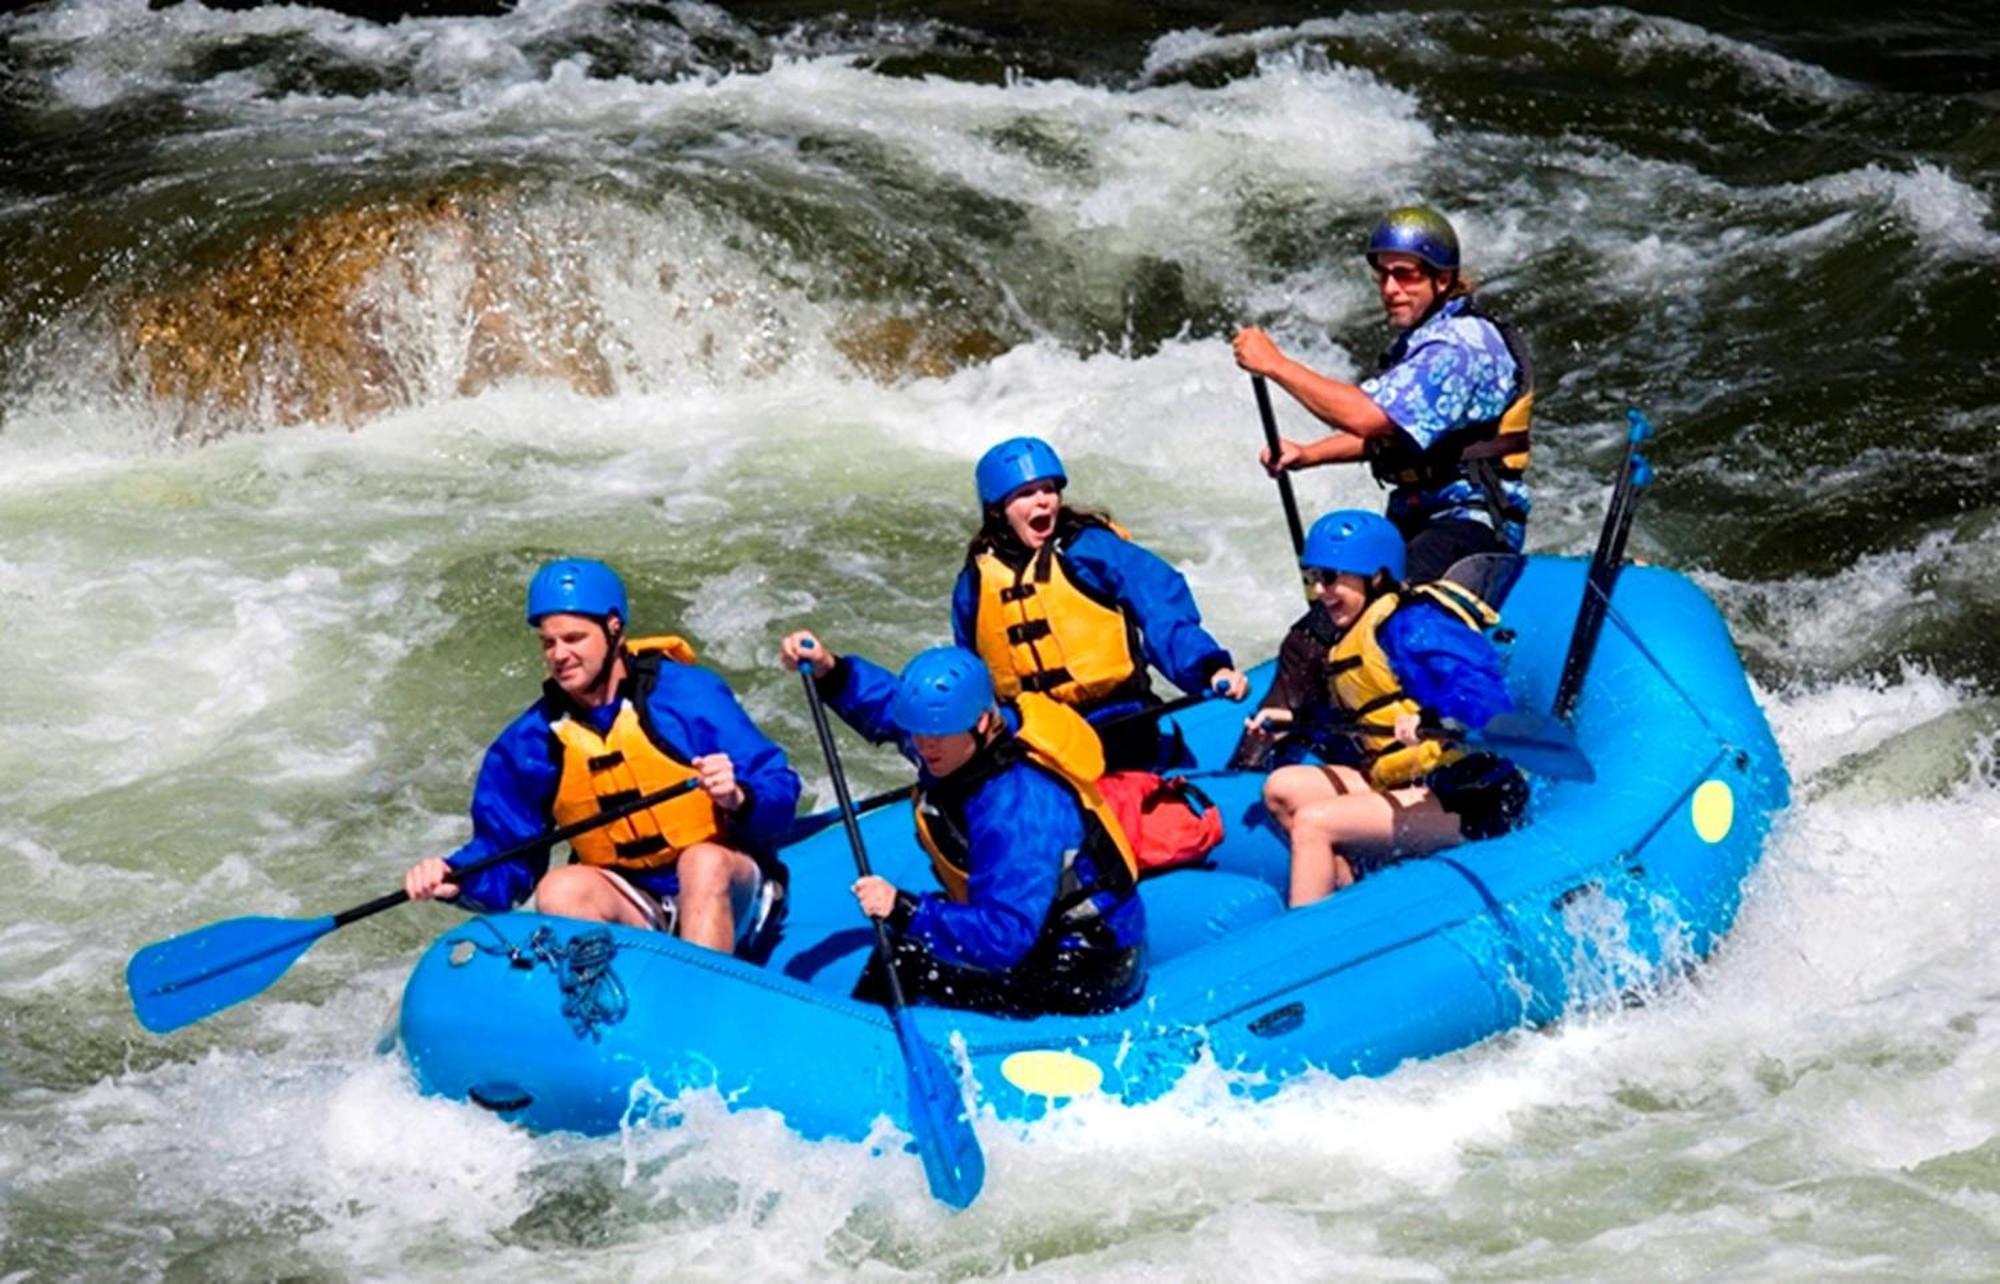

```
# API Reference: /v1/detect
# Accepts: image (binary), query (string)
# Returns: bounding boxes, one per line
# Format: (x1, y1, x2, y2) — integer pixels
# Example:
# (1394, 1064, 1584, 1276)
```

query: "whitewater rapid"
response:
(3, 2, 1995, 1277)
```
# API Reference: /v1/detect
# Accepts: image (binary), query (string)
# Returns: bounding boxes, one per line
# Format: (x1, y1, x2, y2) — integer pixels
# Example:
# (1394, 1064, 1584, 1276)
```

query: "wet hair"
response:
(1363, 568, 1401, 598)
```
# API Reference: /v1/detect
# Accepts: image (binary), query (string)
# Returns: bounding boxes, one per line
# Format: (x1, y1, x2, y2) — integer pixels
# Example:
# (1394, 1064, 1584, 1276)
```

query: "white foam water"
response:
(3, 337, 1993, 1276)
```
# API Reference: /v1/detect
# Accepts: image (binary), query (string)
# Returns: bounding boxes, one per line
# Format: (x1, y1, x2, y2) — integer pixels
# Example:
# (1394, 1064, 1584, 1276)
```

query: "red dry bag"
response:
(1097, 770, 1225, 875)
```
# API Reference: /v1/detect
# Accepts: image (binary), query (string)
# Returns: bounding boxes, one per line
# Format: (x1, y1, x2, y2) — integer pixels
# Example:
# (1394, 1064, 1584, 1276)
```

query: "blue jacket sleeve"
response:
(1379, 602, 1515, 729)
(820, 652, 913, 751)
(643, 665, 802, 854)
(444, 708, 561, 913)
(950, 566, 979, 653)
(904, 762, 1082, 970)
(1065, 526, 1232, 692)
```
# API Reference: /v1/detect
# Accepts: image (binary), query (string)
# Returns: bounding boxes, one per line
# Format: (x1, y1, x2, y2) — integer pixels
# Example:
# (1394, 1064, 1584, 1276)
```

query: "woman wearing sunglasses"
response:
(1234, 509, 1527, 908)
(1232, 206, 1534, 583)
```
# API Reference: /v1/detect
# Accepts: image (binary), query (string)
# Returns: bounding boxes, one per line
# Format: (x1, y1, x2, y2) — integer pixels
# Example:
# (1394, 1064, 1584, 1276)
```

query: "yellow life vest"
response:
(1466, 385, 1534, 476)
(912, 693, 1138, 905)
(968, 520, 1146, 707)
(1327, 582, 1502, 789)
(549, 635, 721, 870)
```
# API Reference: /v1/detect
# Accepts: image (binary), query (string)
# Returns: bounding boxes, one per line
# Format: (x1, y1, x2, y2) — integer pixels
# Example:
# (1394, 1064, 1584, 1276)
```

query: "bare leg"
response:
(1264, 763, 1370, 832)
(673, 842, 762, 953)
(1287, 785, 1466, 909)
(534, 864, 656, 928)
(1289, 847, 1353, 906)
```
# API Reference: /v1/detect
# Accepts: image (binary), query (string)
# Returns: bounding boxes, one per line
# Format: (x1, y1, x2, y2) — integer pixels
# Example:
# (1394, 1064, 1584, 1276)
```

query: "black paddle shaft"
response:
(1253, 375, 1308, 558)
(792, 660, 987, 1209)
(1553, 431, 1649, 721)
(796, 667, 918, 1013)
(329, 777, 703, 929)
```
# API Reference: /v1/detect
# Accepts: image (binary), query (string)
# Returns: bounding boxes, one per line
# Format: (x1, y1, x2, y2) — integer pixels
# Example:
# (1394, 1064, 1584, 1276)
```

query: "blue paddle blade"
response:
(1471, 711, 1596, 783)
(126, 914, 337, 1034)
(891, 1007, 986, 1209)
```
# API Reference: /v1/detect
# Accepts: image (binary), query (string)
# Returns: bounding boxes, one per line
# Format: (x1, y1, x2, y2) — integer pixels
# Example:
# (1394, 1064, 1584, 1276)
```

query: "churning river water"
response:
(1, 1, 1995, 1277)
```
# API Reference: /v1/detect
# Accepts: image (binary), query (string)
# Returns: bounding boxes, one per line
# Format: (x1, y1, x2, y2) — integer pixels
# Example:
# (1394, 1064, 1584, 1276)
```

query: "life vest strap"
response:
(1461, 430, 1530, 462)
(1000, 583, 1036, 604)
(1044, 887, 1127, 960)
(1412, 581, 1502, 633)
(1350, 692, 1407, 718)
(1019, 667, 1075, 694)
(587, 751, 625, 772)
(1007, 619, 1053, 644)
(1465, 457, 1527, 530)
(614, 834, 671, 860)
(599, 788, 642, 812)
(1052, 885, 1104, 928)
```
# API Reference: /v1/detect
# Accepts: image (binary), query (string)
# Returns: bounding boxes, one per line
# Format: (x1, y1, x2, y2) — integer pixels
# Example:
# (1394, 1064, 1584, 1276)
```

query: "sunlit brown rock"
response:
(125, 189, 613, 434)
(120, 189, 1015, 436)
(832, 311, 1009, 383)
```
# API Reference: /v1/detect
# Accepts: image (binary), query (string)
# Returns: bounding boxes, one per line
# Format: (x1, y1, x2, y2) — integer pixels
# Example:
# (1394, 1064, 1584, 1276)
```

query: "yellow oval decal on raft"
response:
(1692, 779, 1735, 844)
(1000, 1050, 1103, 1098)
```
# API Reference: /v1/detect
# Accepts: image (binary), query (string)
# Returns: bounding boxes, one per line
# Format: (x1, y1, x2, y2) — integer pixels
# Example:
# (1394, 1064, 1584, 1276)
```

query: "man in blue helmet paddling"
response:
(779, 632, 1147, 1016)
(1233, 205, 1534, 582)
(402, 559, 801, 953)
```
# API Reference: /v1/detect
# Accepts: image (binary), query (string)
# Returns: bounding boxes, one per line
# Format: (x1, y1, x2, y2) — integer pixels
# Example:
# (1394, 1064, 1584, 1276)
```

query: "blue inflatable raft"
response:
(395, 556, 1788, 1138)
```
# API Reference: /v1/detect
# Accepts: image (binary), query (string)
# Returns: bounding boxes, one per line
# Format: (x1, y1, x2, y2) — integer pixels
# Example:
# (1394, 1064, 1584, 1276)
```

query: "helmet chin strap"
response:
(581, 616, 625, 705)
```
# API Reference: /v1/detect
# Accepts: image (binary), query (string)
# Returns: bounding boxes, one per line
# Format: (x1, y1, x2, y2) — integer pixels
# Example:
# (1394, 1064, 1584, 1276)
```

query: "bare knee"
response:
(1264, 765, 1320, 828)
(675, 843, 742, 901)
(1296, 802, 1360, 872)
(1291, 799, 1344, 844)
(535, 864, 604, 918)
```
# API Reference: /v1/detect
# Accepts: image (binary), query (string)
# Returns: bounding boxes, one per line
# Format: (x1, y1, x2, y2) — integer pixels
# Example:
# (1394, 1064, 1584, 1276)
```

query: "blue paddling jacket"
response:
(817, 653, 1146, 972)
(1379, 598, 1515, 728)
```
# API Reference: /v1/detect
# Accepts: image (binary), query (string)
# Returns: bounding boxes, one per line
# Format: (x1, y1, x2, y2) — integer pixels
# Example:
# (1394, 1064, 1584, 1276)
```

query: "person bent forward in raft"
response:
(781, 633, 1146, 1016)
(1240, 512, 1528, 907)
(403, 558, 801, 951)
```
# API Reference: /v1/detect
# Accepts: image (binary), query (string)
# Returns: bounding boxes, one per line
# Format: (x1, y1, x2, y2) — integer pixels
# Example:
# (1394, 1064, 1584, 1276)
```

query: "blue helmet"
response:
(891, 646, 996, 736)
(525, 558, 628, 626)
(1365, 205, 1460, 274)
(1301, 510, 1406, 582)
(975, 437, 1067, 508)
